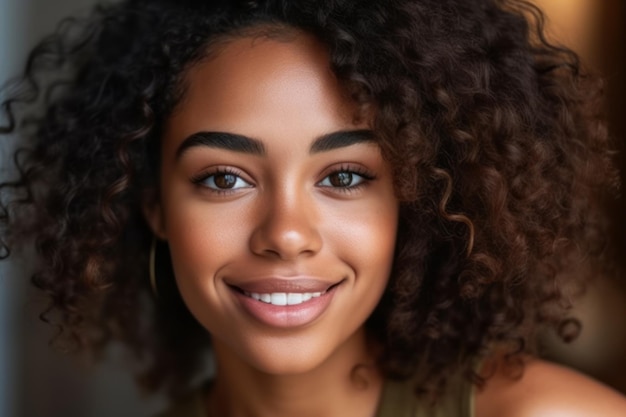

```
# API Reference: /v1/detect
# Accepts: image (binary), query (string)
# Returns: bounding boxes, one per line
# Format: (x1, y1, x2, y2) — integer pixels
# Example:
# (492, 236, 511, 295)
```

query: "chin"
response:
(242, 334, 342, 376)
(213, 326, 362, 378)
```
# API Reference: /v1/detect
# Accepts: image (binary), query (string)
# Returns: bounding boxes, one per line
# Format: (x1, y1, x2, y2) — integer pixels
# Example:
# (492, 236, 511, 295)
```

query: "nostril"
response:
(249, 225, 323, 260)
(247, 196, 324, 260)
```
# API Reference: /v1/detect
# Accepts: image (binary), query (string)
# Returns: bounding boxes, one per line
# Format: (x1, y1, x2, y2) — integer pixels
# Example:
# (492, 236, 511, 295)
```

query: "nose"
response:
(249, 188, 322, 260)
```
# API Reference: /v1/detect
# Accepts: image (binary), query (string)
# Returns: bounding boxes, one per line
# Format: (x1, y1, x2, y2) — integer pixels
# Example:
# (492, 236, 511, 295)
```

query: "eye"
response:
(317, 168, 375, 189)
(192, 169, 253, 192)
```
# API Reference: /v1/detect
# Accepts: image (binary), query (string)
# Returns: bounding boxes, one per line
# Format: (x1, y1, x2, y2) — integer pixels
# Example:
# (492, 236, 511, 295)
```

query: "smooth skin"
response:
(144, 30, 626, 417)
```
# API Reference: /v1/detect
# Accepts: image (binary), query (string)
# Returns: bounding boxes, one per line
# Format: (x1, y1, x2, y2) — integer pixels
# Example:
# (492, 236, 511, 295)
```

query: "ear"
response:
(142, 189, 168, 240)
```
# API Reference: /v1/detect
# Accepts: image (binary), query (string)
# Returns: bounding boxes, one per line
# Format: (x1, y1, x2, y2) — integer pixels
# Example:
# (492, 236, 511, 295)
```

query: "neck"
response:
(208, 328, 383, 417)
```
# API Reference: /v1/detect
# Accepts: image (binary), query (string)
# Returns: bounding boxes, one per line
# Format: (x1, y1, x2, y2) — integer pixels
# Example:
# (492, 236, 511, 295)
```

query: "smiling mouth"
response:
(229, 279, 343, 307)
(242, 291, 327, 306)
(229, 279, 344, 327)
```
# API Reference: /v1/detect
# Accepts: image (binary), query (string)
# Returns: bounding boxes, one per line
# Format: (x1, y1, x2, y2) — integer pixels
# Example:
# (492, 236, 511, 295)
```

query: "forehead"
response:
(163, 32, 362, 150)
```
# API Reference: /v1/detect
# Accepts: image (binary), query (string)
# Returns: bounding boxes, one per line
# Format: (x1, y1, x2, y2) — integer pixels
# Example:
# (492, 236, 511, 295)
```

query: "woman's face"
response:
(146, 32, 399, 375)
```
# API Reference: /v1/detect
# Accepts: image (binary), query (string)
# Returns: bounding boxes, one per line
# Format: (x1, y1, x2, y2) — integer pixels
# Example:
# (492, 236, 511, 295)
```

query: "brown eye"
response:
(318, 169, 372, 189)
(328, 172, 353, 187)
(195, 170, 253, 191)
(214, 173, 238, 189)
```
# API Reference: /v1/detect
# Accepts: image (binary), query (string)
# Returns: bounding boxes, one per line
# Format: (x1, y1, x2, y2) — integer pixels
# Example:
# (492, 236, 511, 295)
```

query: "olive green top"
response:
(157, 374, 474, 417)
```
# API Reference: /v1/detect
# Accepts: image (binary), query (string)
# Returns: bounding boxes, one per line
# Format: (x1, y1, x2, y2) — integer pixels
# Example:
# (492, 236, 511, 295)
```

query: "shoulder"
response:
(475, 358, 626, 417)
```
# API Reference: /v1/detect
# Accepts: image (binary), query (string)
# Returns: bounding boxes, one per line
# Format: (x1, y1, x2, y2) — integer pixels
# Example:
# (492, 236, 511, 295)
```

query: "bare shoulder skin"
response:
(476, 358, 626, 417)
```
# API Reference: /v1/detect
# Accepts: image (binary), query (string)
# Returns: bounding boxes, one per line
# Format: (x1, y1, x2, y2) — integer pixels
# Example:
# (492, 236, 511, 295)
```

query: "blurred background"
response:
(0, 0, 624, 416)
(531, 0, 626, 395)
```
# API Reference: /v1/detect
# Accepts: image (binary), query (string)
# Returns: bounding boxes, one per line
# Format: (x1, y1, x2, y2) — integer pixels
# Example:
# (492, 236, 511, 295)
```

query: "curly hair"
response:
(0, 0, 619, 400)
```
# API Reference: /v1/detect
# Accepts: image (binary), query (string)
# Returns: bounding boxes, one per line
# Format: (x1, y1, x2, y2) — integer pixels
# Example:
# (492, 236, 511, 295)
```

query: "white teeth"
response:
(287, 293, 303, 305)
(246, 291, 324, 306)
(271, 293, 287, 306)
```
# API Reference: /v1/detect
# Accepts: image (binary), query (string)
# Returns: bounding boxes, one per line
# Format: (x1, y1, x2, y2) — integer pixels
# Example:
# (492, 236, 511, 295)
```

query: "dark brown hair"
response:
(0, 0, 618, 400)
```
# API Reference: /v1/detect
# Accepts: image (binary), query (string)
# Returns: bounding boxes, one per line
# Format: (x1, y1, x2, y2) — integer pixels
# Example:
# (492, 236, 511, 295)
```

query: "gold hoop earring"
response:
(149, 237, 159, 298)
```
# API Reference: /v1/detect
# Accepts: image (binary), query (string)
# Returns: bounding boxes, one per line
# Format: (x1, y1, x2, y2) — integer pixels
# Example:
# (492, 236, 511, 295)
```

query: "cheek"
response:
(326, 195, 399, 271)
(318, 197, 398, 346)
(323, 194, 399, 308)
(161, 195, 253, 286)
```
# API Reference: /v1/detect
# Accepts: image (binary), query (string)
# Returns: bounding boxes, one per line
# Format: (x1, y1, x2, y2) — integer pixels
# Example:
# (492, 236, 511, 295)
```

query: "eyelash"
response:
(316, 165, 376, 194)
(190, 167, 252, 195)
(190, 165, 376, 195)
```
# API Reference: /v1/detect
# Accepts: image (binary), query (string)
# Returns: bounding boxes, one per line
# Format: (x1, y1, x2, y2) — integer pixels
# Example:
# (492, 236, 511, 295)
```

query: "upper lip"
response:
(226, 277, 342, 294)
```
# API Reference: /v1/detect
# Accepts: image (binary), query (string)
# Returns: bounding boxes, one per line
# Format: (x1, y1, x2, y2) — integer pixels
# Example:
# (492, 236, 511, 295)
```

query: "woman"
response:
(1, 0, 625, 416)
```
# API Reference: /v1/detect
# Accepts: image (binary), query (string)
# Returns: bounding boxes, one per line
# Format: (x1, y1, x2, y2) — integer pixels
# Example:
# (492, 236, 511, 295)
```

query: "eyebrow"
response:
(175, 129, 375, 159)
(176, 132, 265, 158)
(309, 129, 376, 153)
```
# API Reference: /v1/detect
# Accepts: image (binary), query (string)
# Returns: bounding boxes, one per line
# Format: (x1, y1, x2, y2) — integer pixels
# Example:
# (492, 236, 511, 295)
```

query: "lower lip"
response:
(232, 287, 338, 328)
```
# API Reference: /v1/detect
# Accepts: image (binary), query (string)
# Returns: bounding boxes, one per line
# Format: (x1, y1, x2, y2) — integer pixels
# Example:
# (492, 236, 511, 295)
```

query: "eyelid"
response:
(190, 166, 255, 194)
(316, 164, 377, 190)
(318, 163, 376, 180)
